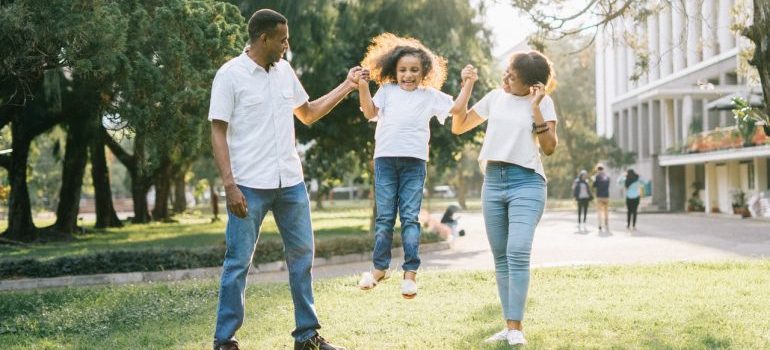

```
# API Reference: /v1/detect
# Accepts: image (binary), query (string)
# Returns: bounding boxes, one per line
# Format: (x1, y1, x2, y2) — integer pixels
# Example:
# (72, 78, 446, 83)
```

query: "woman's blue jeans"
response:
(482, 162, 546, 321)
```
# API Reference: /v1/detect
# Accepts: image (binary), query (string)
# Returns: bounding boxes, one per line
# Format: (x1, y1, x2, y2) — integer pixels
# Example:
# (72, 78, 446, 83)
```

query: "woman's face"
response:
(502, 67, 530, 96)
(396, 54, 424, 91)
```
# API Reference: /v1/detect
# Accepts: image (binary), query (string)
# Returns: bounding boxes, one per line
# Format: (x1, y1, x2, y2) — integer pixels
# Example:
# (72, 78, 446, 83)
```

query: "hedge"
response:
(0, 233, 441, 279)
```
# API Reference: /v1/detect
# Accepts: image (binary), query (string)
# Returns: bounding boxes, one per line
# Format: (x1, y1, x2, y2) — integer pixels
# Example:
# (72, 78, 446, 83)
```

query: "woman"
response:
(573, 170, 593, 231)
(620, 169, 644, 230)
(450, 50, 558, 346)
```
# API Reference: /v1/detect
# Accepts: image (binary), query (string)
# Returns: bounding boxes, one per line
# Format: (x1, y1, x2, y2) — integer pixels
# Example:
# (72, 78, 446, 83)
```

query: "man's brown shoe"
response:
(294, 334, 346, 350)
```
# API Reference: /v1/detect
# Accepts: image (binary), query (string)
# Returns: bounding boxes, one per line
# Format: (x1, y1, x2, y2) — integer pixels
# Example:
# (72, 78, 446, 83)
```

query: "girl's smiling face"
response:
(396, 54, 424, 91)
(502, 67, 530, 96)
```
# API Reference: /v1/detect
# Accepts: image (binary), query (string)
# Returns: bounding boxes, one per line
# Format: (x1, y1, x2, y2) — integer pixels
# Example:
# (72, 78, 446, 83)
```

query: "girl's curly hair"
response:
(361, 33, 447, 89)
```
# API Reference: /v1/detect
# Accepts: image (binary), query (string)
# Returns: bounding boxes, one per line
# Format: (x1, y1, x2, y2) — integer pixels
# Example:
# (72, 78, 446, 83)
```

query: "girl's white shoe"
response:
(400, 278, 417, 299)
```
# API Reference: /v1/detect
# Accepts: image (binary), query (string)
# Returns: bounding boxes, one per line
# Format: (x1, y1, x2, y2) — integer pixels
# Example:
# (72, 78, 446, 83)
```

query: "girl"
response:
(451, 51, 558, 345)
(355, 33, 464, 299)
(620, 169, 644, 230)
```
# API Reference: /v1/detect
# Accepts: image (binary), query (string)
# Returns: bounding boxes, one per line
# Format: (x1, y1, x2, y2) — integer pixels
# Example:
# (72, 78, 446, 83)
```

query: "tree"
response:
(0, 0, 127, 242)
(742, 1, 770, 117)
(107, 0, 246, 222)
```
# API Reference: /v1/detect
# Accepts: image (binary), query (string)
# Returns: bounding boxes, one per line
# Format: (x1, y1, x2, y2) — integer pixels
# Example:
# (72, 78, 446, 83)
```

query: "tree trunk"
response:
(129, 136, 151, 223)
(172, 167, 187, 213)
(746, 0, 770, 116)
(50, 118, 89, 236)
(152, 159, 172, 221)
(209, 181, 220, 221)
(3, 126, 37, 242)
(316, 187, 326, 209)
(91, 128, 122, 229)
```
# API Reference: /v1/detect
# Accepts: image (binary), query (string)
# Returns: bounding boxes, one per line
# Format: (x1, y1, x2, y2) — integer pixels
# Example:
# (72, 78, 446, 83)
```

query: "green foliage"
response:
(113, 0, 247, 182)
(0, 233, 440, 279)
(732, 96, 767, 145)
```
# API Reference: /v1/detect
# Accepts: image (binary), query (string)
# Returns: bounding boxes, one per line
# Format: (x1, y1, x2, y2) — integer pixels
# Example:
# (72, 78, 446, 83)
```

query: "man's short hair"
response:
(248, 9, 287, 42)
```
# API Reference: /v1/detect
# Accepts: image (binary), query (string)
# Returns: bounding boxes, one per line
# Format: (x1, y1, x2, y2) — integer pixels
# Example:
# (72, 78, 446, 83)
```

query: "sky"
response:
(477, 0, 537, 56)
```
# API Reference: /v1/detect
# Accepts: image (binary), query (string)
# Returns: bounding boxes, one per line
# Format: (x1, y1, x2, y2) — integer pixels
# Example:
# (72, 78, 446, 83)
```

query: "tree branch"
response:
(103, 128, 136, 173)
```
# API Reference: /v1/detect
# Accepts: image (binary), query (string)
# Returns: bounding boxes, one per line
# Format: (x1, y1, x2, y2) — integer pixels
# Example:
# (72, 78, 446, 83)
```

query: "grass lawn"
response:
(2, 261, 769, 349)
(0, 208, 371, 262)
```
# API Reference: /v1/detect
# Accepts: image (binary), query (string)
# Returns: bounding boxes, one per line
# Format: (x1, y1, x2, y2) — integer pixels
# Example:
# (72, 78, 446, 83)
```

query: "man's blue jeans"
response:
(214, 183, 319, 345)
(373, 157, 426, 272)
(482, 162, 546, 321)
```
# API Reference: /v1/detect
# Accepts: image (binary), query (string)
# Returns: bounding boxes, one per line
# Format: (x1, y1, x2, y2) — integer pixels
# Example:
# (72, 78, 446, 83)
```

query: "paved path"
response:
(250, 210, 770, 283)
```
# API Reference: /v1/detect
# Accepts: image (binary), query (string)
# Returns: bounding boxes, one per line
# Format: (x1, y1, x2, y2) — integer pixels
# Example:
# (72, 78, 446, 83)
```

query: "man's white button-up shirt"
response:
(208, 53, 309, 189)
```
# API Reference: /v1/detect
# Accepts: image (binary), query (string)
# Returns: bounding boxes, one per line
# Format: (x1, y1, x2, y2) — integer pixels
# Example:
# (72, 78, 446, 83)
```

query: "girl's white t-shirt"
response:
(471, 88, 558, 181)
(371, 83, 453, 160)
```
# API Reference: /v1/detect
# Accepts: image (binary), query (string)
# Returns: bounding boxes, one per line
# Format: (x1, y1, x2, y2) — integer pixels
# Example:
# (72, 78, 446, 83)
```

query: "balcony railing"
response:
(664, 125, 770, 155)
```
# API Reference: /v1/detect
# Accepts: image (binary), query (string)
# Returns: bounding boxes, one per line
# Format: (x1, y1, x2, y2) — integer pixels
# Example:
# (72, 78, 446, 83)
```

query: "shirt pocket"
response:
(281, 88, 296, 109)
(234, 94, 265, 128)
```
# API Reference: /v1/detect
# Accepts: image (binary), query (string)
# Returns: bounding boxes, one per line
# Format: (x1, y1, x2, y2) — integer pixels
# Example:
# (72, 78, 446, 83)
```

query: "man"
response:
(208, 9, 360, 350)
(593, 163, 611, 232)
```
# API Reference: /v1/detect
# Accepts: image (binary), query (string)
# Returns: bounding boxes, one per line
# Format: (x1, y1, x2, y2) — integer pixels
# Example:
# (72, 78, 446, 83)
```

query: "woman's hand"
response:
(530, 82, 546, 106)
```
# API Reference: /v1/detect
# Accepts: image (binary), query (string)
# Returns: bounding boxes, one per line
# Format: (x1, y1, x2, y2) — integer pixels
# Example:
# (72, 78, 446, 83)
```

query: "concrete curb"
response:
(0, 241, 452, 292)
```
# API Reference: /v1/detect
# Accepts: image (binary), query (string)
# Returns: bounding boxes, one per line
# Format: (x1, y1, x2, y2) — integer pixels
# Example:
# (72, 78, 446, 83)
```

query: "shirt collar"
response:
(238, 50, 281, 74)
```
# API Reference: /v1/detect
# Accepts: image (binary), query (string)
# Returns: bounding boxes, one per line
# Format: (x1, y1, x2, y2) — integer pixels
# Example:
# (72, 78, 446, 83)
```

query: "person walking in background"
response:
(619, 169, 644, 231)
(572, 170, 592, 231)
(593, 163, 611, 232)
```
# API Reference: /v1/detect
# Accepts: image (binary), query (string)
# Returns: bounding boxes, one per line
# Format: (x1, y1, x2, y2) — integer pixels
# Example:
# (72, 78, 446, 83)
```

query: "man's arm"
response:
(294, 67, 362, 125)
(211, 120, 248, 218)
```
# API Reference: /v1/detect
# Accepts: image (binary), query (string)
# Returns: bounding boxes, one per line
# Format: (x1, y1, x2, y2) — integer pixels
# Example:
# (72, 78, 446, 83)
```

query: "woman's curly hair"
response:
(361, 33, 447, 89)
(508, 50, 558, 93)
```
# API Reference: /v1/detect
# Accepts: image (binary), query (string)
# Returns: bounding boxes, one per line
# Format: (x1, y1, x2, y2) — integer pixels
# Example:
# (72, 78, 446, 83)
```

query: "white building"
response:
(595, 0, 769, 216)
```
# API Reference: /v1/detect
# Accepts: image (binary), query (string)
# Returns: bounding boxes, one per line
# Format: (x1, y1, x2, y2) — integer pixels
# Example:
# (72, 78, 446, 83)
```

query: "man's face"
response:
(263, 23, 289, 64)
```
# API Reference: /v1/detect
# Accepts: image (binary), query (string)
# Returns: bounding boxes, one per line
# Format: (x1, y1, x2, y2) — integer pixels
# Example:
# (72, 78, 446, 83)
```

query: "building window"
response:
(748, 162, 755, 190)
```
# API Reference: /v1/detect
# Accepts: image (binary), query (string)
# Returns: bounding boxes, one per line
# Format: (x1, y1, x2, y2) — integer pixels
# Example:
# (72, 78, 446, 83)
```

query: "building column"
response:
(702, 98, 711, 131)
(672, 1, 686, 72)
(615, 43, 624, 96)
(596, 34, 607, 136)
(756, 157, 768, 191)
(704, 162, 712, 214)
(647, 13, 660, 81)
(717, 0, 735, 54)
(685, 0, 702, 67)
(682, 96, 694, 142)
(663, 99, 676, 150)
(619, 43, 628, 94)
(702, 0, 717, 59)
(659, 5, 673, 77)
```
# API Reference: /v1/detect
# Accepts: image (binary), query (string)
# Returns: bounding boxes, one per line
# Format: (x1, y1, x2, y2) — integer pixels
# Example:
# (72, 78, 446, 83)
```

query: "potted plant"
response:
(733, 96, 769, 142)
(687, 181, 705, 212)
(731, 189, 751, 218)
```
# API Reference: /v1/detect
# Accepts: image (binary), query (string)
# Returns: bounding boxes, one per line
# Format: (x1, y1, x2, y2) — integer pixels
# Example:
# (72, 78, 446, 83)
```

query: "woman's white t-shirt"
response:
(371, 83, 453, 160)
(471, 88, 558, 181)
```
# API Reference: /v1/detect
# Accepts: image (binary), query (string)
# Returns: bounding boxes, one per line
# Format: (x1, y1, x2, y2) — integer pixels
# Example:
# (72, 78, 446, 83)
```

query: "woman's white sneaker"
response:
(506, 329, 527, 345)
(483, 329, 509, 343)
